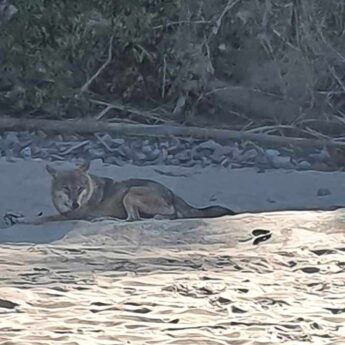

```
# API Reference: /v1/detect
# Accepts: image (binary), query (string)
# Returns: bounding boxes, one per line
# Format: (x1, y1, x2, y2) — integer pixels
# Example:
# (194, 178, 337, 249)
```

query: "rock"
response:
(297, 160, 312, 171)
(18, 131, 33, 142)
(222, 146, 235, 156)
(210, 152, 225, 164)
(141, 144, 153, 154)
(112, 138, 125, 146)
(211, 145, 234, 162)
(99, 133, 114, 146)
(133, 152, 147, 164)
(317, 188, 331, 197)
(168, 143, 183, 155)
(104, 156, 125, 166)
(175, 150, 191, 162)
(169, 158, 180, 165)
(159, 140, 169, 149)
(20, 146, 32, 159)
(311, 162, 333, 172)
(265, 149, 280, 160)
(4, 132, 19, 147)
(309, 148, 330, 162)
(239, 148, 258, 162)
(146, 148, 160, 161)
(181, 160, 196, 167)
(201, 156, 209, 168)
(198, 140, 222, 151)
(91, 158, 104, 166)
(118, 144, 133, 159)
(5, 148, 15, 162)
(36, 130, 48, 140)
(271, 156, 293, 169)
(88, 148, 105, 159)
(130, 139, 142, 150)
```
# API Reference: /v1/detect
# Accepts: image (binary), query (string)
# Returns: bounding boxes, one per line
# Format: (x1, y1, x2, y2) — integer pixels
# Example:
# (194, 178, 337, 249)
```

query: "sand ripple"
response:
(0, 211, 344, 344)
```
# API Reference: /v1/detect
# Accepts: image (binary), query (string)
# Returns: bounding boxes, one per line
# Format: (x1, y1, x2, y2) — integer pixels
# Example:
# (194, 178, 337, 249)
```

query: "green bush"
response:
(0, 0, 344, 135)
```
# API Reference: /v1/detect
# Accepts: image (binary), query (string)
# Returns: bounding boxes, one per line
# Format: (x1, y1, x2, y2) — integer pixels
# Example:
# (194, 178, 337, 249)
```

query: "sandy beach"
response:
(0, 159, 344, 344)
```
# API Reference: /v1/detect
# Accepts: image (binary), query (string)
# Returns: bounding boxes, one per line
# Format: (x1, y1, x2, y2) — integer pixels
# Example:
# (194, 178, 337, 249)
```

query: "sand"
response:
(0, 159, 344, 344)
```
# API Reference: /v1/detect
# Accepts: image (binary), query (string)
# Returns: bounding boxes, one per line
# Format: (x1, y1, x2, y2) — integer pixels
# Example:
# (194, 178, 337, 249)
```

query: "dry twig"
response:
(79, 35, 114, 95)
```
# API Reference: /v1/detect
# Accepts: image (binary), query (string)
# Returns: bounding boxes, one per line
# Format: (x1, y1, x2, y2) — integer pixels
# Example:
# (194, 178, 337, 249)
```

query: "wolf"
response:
(9, 162, 236, 225)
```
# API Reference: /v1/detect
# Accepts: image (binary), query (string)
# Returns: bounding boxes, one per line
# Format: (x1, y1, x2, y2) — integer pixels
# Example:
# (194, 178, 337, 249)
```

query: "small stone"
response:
(134, 152, 147, 161)
(265, 149, 280, 160)
(100, 133, 114, 146)
(146, 148, 160, 161)
(91, 158, 104, 166)
(169, 158, 180, 165)
(118, 145, 133, 158)
(20, 146, 32, 159)
(297, 160, 312, 170)
(104, 156, 125, 166)
(5, 148, 15, 162)
(141, 145, 153, 154)
(239, 148, 258, 162)
(159, 140, 169, 149)
(36, 130, 48, 140)
(210, 152, 225, 164)
(4, 132, 19, 147)
(317, 188, 331, 197)
(168, 144, 183, 155)
(271, 156, 293, 169)
(175, 151, 190, 162)
(198, 140, 222, 151)
(113, 138, 125, 146)
(88, 148, 105, 159)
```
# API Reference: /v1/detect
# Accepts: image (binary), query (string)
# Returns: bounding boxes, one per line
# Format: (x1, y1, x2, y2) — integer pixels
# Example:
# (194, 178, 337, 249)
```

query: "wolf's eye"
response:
(63, 186, 70, 193)
(77, 187, 84, 193)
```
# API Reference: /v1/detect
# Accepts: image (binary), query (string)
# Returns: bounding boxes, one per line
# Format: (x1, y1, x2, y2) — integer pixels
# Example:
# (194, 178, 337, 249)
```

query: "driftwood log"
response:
(0, 116, 345, 148)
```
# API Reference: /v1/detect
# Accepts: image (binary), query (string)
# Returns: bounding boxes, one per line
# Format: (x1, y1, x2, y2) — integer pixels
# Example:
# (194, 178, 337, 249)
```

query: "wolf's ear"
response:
(46, 164, 57, 177)
(77, 160, 90, 173)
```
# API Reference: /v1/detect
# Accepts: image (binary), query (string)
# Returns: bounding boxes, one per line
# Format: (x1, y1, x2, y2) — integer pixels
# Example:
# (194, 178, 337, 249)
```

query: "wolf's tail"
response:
(174, 196, 236, 219)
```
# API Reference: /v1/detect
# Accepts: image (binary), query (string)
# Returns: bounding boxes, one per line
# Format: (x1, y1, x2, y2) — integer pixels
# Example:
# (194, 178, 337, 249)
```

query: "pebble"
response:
(239, 148, 258, 162)
(271, 156, 294, 169)
(88, 148, 105, 159)
(175, 151, 190, 162)
(0, 131, 338, 172)
(141, 145, 153, 154)
(317, 188, 331, 197)
(297, 160, 312, 171)
(4, 132, 20, 147)
(198, 139, 222, 151)
(265, 149, 280, 160)
(146, 148, 160, 161)
(20, 146, 32, 160)
(112, 138, 125, 146)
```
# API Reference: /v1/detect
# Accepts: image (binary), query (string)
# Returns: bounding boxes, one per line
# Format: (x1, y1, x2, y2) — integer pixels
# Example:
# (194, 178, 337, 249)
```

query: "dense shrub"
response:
(0, 0, 344, 134)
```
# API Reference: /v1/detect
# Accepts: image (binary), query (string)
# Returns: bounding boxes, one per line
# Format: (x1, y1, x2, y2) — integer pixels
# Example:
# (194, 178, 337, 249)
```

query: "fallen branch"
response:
(1, 116, 345, 148)
(90, 99, 171, 123)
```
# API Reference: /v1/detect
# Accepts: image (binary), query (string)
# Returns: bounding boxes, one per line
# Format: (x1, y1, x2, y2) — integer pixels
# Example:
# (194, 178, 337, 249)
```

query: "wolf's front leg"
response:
(4, 212, 68, 226)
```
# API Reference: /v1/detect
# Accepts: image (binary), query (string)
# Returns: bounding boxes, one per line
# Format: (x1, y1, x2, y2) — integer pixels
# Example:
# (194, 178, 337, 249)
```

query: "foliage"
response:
(0, 0, 345, 135)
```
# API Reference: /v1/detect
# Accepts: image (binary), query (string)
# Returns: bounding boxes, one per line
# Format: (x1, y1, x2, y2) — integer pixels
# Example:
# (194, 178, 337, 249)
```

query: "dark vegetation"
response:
(0, 0, 345, 139)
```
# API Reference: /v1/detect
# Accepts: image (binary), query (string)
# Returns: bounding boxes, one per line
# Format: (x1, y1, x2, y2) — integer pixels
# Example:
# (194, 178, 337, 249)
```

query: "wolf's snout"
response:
(72, 201, 80, 209)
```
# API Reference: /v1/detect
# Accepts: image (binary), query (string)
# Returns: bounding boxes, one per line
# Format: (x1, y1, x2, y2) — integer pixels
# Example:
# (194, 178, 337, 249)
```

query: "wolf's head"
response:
(46, 161, 94, 214)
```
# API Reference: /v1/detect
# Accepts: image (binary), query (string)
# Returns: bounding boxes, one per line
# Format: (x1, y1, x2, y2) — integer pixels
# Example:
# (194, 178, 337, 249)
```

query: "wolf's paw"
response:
(0, 212, 24, 228)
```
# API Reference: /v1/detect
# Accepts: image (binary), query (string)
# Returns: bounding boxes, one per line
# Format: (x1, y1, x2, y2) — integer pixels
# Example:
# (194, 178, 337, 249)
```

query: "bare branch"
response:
(79, 35, 114, 95)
